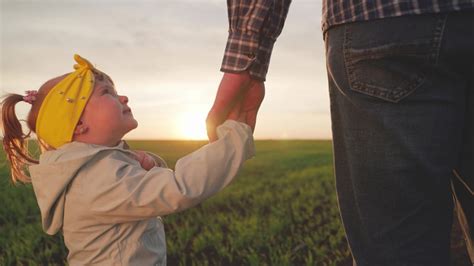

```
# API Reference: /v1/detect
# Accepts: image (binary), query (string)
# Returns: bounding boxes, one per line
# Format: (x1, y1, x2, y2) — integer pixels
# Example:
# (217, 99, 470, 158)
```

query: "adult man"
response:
(206, 1, 473, 265)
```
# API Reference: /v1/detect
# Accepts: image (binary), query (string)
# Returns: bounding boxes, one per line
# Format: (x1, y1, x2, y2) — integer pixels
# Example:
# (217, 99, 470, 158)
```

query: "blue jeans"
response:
(325, 11, 473, 266)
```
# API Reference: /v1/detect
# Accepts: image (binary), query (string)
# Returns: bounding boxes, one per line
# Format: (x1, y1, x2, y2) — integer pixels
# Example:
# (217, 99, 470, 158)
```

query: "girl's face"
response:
(75, 73, 138, 146)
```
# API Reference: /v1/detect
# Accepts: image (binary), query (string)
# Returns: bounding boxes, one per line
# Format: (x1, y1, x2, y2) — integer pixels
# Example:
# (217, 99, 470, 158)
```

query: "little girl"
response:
(1, 54, 255, 265)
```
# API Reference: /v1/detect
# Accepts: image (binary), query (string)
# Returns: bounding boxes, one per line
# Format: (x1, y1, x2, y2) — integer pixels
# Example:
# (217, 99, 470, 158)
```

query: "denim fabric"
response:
(325, 11, 473, 266)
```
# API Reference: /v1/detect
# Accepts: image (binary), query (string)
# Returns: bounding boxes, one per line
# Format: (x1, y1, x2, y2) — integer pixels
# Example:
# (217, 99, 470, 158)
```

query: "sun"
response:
(177, 111, 208, 140)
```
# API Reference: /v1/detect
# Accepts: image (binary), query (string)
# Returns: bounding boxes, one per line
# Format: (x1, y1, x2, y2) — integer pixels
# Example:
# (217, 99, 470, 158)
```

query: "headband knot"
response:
(73, 54, 95, 71)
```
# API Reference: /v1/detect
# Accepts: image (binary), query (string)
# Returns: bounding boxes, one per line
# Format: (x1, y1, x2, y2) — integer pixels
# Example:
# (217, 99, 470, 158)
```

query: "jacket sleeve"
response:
(87, 120, 255, 222)
(221, 0, 292, 81)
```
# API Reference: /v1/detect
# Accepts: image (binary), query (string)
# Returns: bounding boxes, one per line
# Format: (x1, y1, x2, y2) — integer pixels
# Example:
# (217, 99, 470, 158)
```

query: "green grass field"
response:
(0, 140, 470, 265)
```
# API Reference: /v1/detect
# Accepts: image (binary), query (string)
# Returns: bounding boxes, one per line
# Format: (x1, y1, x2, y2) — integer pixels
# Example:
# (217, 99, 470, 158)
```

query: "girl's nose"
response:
(119, 95, 129, 104)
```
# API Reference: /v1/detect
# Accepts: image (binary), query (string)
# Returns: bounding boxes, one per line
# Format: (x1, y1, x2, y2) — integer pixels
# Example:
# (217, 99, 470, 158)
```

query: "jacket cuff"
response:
(216, 120, 255, 160)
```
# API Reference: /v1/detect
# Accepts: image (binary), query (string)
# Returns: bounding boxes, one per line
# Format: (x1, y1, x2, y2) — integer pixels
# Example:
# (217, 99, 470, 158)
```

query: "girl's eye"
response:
(101, 87, 117, 96)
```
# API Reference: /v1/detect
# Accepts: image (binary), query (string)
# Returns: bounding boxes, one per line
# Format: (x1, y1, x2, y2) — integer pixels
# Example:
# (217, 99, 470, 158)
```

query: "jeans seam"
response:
(431, 14, 448, 66)
(343, 24, 355, 97)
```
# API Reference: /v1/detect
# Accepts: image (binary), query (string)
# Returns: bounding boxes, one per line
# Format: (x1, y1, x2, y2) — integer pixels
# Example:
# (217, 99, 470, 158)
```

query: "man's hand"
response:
(132, 150, 156, 171)
(228, 81, 265, 131)
(206, 72, 265, 142)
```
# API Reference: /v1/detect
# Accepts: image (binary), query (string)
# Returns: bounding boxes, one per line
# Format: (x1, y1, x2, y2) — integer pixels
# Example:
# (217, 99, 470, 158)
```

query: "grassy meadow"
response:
(0, 140, 470, 265)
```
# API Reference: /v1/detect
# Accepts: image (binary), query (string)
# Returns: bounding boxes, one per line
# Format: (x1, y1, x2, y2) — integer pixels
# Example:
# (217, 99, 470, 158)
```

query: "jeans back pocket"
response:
(343, 14, 447, 103)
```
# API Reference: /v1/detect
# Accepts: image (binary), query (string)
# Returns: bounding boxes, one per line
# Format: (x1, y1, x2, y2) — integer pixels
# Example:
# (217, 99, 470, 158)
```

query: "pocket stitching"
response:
(342, 20, 437, 103)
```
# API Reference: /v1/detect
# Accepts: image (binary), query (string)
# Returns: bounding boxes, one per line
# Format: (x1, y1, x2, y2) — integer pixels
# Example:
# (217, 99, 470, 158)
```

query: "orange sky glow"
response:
(1, 0, 330, 140)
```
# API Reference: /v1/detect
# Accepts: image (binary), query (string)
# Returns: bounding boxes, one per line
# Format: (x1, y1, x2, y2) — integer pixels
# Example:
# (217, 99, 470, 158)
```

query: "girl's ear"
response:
(74, 120, 88, 135)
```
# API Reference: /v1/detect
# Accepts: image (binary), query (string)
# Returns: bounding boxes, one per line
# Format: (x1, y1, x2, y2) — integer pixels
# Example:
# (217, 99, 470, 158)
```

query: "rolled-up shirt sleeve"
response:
(88, 120, 255, 223)
(221, 0, 292, 81)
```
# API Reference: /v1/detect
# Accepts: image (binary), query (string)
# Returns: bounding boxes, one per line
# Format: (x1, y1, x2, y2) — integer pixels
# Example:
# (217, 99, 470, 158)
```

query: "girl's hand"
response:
(132, 150, 156, 171)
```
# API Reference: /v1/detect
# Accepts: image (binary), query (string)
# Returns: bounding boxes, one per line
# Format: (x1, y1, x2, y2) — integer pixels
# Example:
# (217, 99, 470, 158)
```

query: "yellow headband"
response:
(36, 54, 97, 148)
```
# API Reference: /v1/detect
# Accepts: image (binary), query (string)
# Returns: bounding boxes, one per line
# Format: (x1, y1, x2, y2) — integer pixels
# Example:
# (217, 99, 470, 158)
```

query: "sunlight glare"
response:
(178, 111, 208, 140)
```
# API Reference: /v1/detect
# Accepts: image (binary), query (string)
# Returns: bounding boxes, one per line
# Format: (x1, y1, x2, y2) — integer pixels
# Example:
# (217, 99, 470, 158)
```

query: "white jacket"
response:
(29, 120, 255, 265)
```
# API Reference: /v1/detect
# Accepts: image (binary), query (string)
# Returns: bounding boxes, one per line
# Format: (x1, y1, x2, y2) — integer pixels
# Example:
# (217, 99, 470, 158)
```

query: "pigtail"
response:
(1, 94, 38, 183)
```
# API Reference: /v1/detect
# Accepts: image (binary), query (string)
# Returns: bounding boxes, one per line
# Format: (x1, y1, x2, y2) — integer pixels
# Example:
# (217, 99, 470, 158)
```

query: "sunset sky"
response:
(1, 0, 330, 140)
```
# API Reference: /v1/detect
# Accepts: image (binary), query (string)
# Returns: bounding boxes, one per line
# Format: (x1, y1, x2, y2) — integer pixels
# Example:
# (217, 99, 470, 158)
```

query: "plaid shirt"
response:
(221, 0, 292, 81)
(322, 0, 474, 32)
(221, 0, 474, 81)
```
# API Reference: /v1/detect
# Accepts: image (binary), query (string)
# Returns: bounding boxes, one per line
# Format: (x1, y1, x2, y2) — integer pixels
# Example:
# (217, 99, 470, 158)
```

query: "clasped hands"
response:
(132, 71, 264, 170)
(206, 71, 265, 142)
